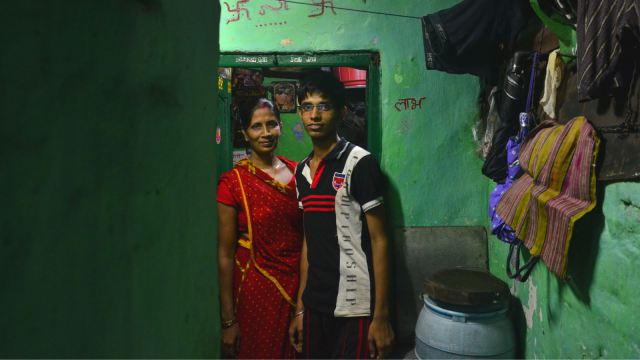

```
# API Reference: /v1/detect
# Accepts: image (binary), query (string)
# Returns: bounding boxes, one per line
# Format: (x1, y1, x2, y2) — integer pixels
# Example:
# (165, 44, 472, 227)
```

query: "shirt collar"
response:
(303, 137, 349, 166)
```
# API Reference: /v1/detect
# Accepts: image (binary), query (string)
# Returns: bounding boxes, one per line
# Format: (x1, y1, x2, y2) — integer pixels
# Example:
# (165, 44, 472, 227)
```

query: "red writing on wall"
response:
(224, 0, 251, 23)
(308, 0, 336, 17)
(395, 97, 426, 112)
(225, 0, 336, 23)
(260, 0, 289, 15)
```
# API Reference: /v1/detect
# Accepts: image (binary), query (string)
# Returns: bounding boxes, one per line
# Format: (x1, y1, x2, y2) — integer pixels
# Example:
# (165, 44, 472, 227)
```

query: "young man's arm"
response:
(365, 205, 395, 359)
(289, 236, 308, 353)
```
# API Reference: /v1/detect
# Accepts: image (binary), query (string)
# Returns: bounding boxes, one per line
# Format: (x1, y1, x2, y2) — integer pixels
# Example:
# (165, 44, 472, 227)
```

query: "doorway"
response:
(215, 52, 381, 174)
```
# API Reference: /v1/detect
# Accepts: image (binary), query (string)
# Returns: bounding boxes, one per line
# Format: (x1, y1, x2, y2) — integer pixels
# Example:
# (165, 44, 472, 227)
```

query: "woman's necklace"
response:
(251, 157, 284, 177)
(273, 159, 285, 171)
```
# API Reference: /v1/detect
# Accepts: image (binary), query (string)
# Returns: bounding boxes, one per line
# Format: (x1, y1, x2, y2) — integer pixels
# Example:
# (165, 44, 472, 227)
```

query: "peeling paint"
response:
(538, 307, 543, 322)
(280, 38, 293, 46)
(523, 279, 538, 329)
(394, 73, 403, 84)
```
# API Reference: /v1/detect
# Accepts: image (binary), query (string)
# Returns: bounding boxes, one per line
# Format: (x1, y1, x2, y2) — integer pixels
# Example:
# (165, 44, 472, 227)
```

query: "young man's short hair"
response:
(297, 70, 346, 109)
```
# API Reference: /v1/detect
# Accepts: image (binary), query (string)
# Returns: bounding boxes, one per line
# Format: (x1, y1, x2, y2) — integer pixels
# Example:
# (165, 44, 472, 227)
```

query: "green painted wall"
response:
(1, 1, 221, 357)
(220, 0, 488, 228)
(489, 182, 640, 358)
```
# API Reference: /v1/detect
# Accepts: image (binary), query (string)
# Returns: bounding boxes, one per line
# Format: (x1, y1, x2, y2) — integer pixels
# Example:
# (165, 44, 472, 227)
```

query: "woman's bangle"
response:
(293, 309, 305, 318)
(221, 318, 237, 329)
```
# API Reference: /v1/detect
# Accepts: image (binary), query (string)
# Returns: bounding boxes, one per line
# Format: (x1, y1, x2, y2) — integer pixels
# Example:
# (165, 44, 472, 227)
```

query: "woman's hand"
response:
(288, 312, 304, 353)
(221, 322, 240, 358)
(218, 203, 239, 357)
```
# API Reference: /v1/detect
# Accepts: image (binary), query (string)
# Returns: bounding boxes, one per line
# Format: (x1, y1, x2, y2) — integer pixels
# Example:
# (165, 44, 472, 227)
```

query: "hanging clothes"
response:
(540, 49, 565, 119)
(577, 0, 640, 101)
(421, 0, 532, 83)
(495, 117, 600, 278)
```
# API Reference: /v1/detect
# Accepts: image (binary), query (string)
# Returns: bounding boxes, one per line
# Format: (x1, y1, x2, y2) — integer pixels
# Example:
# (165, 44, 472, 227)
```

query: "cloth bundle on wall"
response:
(495, 116, 600, 278)
(421, 0, 532, 84)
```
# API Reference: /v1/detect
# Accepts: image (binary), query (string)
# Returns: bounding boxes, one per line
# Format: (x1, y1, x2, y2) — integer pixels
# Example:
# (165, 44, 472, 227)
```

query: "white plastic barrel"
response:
(414, 296, 515, 359)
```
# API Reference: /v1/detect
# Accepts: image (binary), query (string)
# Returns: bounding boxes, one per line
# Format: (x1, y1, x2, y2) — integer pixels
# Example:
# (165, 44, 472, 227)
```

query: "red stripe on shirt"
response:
(302, 195, 336, 201)
(303, 207, 336, 213)
(303, 201, 335, 206)
(310, 163, 326, 189)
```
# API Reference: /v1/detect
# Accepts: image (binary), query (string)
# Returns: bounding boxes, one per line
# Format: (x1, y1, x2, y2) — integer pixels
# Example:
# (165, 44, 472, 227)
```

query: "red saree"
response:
(217, 156, 303, 359)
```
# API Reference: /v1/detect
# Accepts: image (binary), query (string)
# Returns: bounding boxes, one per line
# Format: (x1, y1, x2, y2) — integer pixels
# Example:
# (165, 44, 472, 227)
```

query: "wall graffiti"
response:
(395, 97, 426, 112)
(225, 0, 338, 23)
(224, 0, 251, 23)
(308, 0, 336, 17)
(255, 21, 288, 27)
(259, 0, 289, 15)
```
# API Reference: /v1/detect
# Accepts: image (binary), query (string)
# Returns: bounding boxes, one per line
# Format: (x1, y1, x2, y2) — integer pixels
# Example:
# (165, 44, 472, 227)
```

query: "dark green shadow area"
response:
(0, 1, 221, 357)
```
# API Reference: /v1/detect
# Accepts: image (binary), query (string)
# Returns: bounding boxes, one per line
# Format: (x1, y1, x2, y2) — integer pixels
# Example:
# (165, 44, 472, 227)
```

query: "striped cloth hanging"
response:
(495, 116, 601, 278)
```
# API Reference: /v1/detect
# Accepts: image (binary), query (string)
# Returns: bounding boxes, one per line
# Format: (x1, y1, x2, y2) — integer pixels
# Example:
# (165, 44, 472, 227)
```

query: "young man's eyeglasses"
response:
(298, 103, 333, 113)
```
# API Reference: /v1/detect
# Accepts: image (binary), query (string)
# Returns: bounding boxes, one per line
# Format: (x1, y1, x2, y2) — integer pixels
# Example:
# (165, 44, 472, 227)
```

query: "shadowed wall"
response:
(0, 1, 221, 357)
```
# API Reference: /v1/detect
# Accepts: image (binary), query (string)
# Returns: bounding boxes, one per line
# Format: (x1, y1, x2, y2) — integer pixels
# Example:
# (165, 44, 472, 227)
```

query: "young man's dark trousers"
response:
(302, 308, 372, 359)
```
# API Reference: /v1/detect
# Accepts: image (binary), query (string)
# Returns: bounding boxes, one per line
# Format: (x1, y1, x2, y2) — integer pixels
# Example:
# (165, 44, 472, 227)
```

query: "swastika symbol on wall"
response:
(224, 0, 251, 24)
(308, 0, 336, 17)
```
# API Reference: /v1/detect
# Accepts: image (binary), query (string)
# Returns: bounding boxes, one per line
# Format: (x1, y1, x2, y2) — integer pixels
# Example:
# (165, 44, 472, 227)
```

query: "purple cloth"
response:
(489, 112, 530, 243)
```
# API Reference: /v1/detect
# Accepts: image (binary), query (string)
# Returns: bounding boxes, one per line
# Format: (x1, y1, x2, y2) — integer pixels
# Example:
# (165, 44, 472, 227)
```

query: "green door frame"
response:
(216, 75, 233, 175)
(218, 52, 382, 162)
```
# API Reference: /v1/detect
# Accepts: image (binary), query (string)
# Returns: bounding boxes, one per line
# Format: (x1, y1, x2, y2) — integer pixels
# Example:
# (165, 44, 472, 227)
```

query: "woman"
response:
(217, 98, 303, 359)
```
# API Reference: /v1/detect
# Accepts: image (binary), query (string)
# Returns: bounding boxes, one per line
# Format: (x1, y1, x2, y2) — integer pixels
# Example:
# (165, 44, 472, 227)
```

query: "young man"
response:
(289, 71, 394, 359)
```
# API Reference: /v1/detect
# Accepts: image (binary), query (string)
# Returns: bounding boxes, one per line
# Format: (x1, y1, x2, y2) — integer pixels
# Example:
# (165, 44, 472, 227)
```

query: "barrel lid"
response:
(423, 268, 510, 307)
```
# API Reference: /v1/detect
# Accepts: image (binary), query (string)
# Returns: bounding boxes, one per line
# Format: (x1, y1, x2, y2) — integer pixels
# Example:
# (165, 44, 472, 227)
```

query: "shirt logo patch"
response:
(332, 172, 346, 191)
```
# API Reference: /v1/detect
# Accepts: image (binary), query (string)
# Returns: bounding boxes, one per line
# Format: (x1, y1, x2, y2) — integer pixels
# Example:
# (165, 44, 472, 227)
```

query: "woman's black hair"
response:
(238, 98, 280, 130)
(297, 70, 346, 109)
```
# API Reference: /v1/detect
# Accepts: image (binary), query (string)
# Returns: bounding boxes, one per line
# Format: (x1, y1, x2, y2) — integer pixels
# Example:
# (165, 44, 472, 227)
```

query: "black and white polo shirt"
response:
(295, 138, 384, 317)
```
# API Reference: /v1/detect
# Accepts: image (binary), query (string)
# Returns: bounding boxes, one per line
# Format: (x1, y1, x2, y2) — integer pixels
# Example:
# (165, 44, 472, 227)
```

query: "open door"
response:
(217, 52, 381, 165)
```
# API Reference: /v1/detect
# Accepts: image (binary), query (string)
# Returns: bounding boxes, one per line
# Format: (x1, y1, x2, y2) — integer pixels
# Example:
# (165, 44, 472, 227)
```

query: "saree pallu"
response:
(495, 117, 600, 278)
(218, 158, 303, 359)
